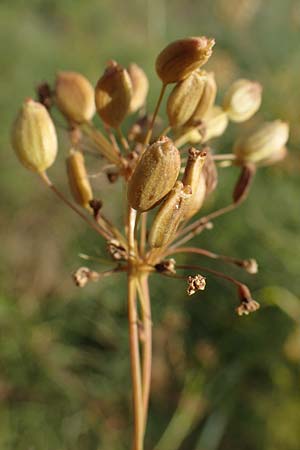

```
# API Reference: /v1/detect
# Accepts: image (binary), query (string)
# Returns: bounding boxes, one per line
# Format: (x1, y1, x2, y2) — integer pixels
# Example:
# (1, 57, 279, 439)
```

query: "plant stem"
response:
(127, 207, 144, 450)
(144, 83, 167, 146)
(138, 274, 152, 431)
(140, 212, 148, 256)
(117, 126, 130, 153)
(128, 274, 144, 450)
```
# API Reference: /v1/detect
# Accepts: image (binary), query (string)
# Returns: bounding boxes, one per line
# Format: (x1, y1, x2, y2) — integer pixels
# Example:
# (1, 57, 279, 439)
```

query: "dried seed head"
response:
(182, 148, 207, 219)
(156, 36, 215, 84)
(95, 60, 132, 128)
(107, 239, 128, 261)
(127, 63, 149, 113)
(188, 71, 217, 123)
(234, 120, 289, 164)
(202, 150, 218, 195)
(128, 136, 181, 212)
(236, 284, 260, 316)
(223, 79, 262, 123)
(202, 106, 229, 142)
(55, 71, 96, 123)
(149, 181, 192, 248)
(167, 71, 207, 127)
(72, 267, 100, 287)
(11, 99, 58, 172)
(187, 274, 206, 295)
(232, 163, 256, 204)
(66, 149, 93, 209)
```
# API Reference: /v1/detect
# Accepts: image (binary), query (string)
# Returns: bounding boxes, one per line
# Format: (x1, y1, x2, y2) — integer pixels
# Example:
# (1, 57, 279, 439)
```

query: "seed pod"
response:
(55, 71, 96, 123)
(11, 98, 57, 172)
(232, 163, 256, 204)
(223, 79, 262, 123)
(156, 36, 215, 84)
(188, 71, 217, 124)
(128, 136, 181, 211)
(66, 149, 93, 209)
(259, 145, 288, 167)
(182, 148, 207, 219)
(95, 60, 132, 128)
(149, 181, 192, 248)
(234, 120, 289, 164)
(202, 106, 229, 141)
(202, 151, 218, 195)
(128, 63, 149, 113)
(167, 71, 207, 127)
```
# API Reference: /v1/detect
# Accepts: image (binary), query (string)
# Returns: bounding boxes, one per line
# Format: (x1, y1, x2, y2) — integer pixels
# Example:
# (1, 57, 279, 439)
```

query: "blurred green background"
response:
(1, 0, 300, 449)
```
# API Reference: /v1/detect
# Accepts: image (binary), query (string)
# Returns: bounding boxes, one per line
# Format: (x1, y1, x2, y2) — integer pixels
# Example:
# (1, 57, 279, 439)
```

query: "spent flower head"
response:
(11, 35, 289, 450)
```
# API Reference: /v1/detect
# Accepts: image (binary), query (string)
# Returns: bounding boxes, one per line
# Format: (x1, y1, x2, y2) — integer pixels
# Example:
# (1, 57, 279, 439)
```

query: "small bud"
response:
(149, 181, 192, 248)
(202, 106, 229, 142)
(155, 258, 176, 274)
(128, 136, 181, 212)
(188, 71, 217, 123)
(187, 274, 206, 295)
(95, 60, 132, 128)
(127, 63, 149, 113)
(156, 36, 215, 84)
(223, 79, 262, 123)
(107, 239, 128, 261)
(234, 120, 289, 164)
(182, 148, 207, 219)
(55, 71, 96, 123)
(72, 267, 100, 287)
(167, 71, 207, 127)
(242, 259, 258, 274)
(232, 163, 256, 204)
(66, 150, 93, 209)
(11, 99, 57, 172)
(236, 284, 260, 316)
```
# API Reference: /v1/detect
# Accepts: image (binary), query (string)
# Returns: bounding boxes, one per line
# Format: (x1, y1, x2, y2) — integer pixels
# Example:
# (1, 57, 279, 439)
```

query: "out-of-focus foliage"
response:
(0, 1, 300, 449)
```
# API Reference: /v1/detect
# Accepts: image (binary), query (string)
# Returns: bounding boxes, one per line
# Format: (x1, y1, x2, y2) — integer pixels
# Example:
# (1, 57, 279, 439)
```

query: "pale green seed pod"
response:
(234, 120, 289, 164)
(156, 37, 215, 84)
(259, 145, 287, 167)
(128, 63, 149, 113)
(182, 148, 207, 219)
(202, 106, 229, 141)
(189, 71, 217, 123)
(149, 181, 192, 248)
(128, 136, 181, 211)
(223, 79, 262, 123)
(66, 149, 93, 209)
(11, 98, 58, 172)
(166, 71, 207, 127)
(95, 61, 132, 128)
(55, 71, 96, 123)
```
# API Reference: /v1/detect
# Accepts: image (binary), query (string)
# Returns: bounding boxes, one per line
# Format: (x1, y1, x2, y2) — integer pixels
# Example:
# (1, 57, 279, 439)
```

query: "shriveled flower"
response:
(187, 274, 207, 296)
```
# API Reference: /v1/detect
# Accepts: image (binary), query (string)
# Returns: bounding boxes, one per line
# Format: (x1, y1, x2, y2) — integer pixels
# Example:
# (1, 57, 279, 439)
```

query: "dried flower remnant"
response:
(187, 274, 207, 295)
(11, 34, 289, 450)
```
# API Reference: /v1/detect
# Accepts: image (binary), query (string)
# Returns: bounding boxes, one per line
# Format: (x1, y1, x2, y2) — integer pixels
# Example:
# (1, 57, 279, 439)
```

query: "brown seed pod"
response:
(127, 136, 181, 212)
(55, 71, 96, 123)
(182, 148, 207, 219)
(95, 60, 132, 128)
(149, 181, 192, 248)
(232, 163, 256, 204)
(223, 79, 262, 123)
(66, 149, 93, 209)
(234, 120, 289, 164)
(167, 71, 207, 127)
(11, 98, 58, 173)
(202, 150, 218, 195)
(127, 63, 149, 113)
(188, 71, 217, 124)
(156, 36, 215, 84)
